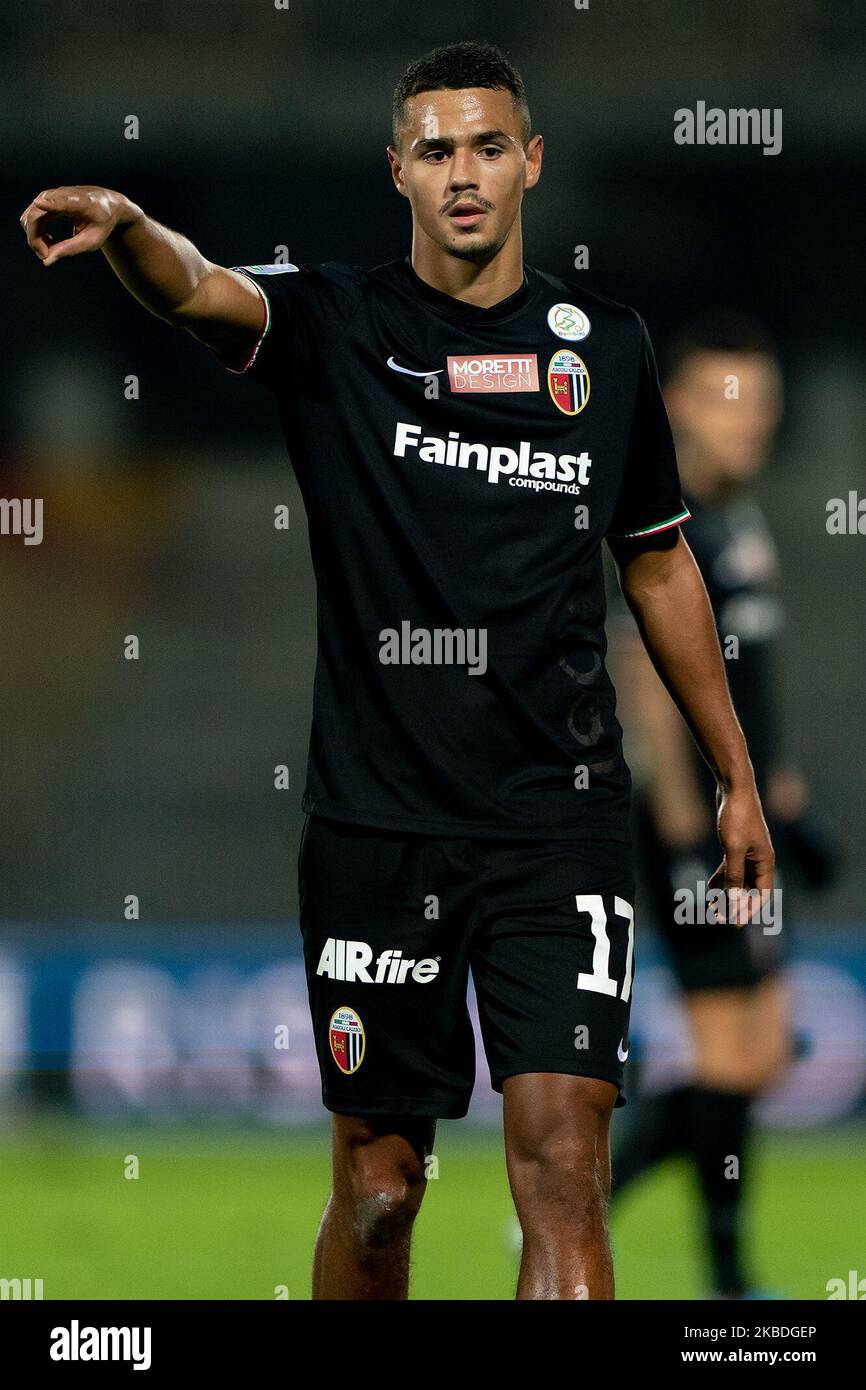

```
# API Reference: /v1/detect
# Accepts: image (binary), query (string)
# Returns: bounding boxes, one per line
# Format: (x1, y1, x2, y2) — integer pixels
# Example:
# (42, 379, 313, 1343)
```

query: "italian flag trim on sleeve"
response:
(615, 507, 692, 539)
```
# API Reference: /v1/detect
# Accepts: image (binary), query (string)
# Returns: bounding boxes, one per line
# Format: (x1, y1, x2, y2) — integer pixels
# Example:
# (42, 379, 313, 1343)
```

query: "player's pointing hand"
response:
(19, 185, 136, 267)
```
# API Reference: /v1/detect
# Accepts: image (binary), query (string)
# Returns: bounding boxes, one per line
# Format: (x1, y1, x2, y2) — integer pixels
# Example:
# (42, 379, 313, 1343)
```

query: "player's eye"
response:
(422, 150, 448, 163)
(480, 146, 504, 157)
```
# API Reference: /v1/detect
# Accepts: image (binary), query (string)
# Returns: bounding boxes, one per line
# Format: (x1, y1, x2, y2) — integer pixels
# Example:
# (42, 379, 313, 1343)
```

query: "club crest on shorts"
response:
(329, 1005, 366, 1074)
(547, 302, 591, 341)
(548, 350, 591, 416)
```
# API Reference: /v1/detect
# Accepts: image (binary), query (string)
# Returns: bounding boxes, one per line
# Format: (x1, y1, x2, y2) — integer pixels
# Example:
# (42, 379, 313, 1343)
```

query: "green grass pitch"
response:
(0, 1118, 861, 1300)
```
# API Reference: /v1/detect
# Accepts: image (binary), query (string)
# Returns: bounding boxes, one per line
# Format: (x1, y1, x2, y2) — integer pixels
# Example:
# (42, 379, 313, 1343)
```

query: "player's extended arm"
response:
(19, 185, 264, 363)
(611, 529, 774, 922)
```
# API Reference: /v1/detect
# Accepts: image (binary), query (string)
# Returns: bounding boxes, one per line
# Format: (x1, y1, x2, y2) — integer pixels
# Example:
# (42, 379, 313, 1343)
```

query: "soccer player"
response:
(20, 42, 776, 1300)
(609, 314, 838, 1297)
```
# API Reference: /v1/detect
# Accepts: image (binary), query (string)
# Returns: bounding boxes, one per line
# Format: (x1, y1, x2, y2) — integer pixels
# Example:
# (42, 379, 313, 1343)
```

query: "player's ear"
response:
(386, 145, 408, 196)
(524, 133, 543, 190)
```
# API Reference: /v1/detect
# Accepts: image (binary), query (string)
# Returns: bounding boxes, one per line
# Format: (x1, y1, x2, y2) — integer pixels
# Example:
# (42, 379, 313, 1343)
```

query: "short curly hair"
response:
(392, 41, 532, 148)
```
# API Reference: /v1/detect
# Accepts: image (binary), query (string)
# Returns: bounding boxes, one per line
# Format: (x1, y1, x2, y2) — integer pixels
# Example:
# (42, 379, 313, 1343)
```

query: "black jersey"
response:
(682, 489, 783, 795)
(227, 256, 690, 840)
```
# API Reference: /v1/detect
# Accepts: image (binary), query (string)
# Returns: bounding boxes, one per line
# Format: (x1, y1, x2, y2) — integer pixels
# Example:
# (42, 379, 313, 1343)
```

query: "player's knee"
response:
(346, 1174, 424, 1249)
(509, 1128, 607, 1226)
(335, 1144, 427, 1249)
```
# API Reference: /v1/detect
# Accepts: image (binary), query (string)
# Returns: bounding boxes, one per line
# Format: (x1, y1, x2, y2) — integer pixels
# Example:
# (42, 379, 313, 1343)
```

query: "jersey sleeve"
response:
(224, 261, 363, 393)
(605, 319, 691, 541)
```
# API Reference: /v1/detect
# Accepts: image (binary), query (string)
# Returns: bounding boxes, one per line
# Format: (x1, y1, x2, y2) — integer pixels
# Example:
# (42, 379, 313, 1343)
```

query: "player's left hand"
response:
(707, 782, 775, 927)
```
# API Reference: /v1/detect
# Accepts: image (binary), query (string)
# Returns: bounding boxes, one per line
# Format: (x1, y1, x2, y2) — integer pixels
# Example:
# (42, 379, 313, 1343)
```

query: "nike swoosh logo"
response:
(386, 355, 443, 377)
(617, 1040, 629, 1062)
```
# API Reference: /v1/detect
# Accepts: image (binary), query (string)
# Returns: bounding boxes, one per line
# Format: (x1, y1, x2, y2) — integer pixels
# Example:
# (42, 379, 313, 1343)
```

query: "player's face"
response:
(665, 351, 784, 482)
(387, 87, 542, 262)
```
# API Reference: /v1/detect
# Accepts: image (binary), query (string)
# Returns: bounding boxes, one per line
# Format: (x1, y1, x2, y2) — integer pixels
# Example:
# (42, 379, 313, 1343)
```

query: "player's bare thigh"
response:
(501, 1074, 618, 1299)
(686, 974, 791, 1091)
(503, 1073, 618, 1199)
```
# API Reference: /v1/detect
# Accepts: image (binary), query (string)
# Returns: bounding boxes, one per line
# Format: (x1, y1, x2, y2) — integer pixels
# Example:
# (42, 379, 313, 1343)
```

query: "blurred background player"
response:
(608, 313, 839, 1299)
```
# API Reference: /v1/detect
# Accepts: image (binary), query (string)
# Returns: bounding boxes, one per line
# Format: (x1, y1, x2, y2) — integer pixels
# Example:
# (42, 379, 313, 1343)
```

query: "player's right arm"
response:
(19, 185, 265, 366)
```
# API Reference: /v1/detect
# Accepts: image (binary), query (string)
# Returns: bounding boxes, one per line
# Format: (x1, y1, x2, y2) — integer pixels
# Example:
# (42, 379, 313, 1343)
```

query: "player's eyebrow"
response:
(410, 129, 516, 153)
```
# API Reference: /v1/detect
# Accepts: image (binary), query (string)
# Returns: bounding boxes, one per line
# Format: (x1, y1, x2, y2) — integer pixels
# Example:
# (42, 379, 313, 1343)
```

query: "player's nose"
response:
(448, 151, 479, 188)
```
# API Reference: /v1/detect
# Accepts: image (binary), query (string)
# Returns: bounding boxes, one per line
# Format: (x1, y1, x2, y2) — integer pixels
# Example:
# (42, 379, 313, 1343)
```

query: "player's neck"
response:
(409, 230, 526, 309)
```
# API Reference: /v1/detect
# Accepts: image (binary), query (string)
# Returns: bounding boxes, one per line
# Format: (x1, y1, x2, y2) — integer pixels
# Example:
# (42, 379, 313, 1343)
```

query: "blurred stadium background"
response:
(2, 0, 864, 1298)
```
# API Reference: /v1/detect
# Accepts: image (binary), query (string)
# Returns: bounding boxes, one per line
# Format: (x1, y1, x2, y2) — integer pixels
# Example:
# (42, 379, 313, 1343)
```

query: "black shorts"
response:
(298, 815, 636, 1119)
(633, 790, 787, 992)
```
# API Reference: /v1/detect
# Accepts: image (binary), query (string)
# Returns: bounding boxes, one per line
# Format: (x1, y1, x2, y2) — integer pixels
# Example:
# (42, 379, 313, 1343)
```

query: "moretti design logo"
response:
(548, 350, 591, 416)
(329, 1005, 366, 1074)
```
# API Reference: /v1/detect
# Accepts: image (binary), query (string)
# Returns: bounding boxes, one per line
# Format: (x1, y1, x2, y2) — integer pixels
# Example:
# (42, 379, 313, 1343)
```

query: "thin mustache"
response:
(443, 198, 494, 214)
